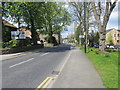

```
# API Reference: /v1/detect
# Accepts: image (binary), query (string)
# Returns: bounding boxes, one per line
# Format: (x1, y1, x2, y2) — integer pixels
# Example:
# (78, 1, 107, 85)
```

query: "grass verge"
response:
(78, 46, 118, 88)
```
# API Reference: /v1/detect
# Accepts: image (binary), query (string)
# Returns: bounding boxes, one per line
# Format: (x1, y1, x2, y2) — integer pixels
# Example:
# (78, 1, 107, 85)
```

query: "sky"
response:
(61, 1, 119, 38)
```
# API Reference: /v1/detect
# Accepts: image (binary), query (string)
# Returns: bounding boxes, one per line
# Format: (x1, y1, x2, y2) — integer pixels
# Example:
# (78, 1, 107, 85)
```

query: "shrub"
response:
(3, 39, 20, 48)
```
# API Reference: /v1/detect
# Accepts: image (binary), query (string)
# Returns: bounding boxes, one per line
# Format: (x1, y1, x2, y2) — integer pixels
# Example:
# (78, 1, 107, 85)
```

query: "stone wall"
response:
(1, 44, 44, 54)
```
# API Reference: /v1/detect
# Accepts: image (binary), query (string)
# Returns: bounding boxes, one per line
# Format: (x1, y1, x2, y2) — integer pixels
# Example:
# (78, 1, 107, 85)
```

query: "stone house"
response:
(106, 28, 120, 45)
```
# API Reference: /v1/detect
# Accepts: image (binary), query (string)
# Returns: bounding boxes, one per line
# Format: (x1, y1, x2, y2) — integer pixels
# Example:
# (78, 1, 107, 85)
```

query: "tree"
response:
(40, 2, 71, 43)
(70, 2, 92, 45)
(69, 2, 84, 44)
(2, 2, 71, 45)
(91, 0, 118, 51)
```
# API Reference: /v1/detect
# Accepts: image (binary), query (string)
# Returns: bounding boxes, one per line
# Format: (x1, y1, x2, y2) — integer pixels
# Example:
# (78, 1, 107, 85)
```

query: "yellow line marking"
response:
(35, 77, 50, 90)
(0, 52, 32, 61)
(35, 77, 56, 90)
(42, 77, 53, 88)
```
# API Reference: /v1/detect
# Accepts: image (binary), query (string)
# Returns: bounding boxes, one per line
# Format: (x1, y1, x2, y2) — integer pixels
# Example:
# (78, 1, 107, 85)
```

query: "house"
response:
(2, 19, 17, 42)
(18, 26, 32, 38)
(106, 28, 120, 45)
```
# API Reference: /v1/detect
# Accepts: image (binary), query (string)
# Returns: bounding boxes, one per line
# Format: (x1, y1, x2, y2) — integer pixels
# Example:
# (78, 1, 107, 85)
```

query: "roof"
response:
(2, 20, 17, 28)
(106, 28, 120, 33)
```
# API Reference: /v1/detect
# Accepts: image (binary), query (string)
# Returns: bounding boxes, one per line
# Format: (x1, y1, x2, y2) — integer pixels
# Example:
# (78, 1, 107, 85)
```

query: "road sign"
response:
(11, 30, 26, 39)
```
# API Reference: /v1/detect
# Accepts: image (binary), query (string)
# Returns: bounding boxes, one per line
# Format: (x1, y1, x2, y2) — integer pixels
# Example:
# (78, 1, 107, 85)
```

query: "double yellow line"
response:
(0, 52, 32, 61)
(36, 77, 55, 90)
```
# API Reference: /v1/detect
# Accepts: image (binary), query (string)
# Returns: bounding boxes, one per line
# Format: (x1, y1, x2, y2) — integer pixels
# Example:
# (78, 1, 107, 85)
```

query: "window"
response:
(114, 34, 116, 37)
(118, 34, 119, 37)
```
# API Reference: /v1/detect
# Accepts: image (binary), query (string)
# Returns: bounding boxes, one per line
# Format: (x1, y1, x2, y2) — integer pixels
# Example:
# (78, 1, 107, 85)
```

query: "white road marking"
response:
(9, 58, 34, 68)
(59, 50, 72, 74)
(40, 53, 49, 56)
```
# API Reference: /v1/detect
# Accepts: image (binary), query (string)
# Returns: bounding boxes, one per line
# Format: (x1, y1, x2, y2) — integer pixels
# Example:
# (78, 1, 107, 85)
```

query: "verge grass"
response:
(78, 46, 118, 88)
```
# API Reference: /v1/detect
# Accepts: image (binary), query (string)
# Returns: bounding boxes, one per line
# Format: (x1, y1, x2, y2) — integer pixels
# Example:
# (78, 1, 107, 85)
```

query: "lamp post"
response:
(84, 2, 87, 53)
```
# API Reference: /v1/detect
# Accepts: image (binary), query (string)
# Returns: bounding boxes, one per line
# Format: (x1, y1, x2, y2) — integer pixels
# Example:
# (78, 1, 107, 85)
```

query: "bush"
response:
(3, 39, 20, 48)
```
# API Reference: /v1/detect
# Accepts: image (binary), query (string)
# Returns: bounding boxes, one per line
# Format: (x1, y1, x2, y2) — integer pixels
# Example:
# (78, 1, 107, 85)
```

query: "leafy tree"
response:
(41, 2, 71, 43)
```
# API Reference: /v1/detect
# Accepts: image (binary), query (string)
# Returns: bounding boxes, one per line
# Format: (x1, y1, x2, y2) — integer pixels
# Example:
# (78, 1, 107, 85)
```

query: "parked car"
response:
(105, 44, 114, 49)
(93, 44, 99, 48)
(109, 45, 114, 49)
(114, 45, 120, 49)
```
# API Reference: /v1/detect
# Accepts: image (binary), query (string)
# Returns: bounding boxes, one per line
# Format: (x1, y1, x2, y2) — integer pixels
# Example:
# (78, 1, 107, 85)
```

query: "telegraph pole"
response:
(84, 2, 87, 53)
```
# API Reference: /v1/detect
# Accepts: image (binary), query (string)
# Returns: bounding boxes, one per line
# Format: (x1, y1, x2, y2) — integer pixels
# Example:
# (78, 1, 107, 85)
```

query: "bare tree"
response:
(70, 2, 92, 45)
(91, 0, 118, 51)
(69, 2, 84, 44)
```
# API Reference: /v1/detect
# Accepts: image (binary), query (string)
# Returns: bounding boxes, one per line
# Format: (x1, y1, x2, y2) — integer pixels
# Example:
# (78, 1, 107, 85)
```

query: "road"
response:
(2, 44, 71, 88)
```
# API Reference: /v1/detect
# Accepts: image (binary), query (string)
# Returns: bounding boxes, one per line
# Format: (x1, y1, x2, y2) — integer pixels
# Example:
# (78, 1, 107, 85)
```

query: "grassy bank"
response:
(77, 45, 118, 88)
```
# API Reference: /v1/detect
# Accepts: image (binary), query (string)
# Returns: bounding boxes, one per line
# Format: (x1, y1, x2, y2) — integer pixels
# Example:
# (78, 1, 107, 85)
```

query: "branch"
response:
(91, 2, 101, 28)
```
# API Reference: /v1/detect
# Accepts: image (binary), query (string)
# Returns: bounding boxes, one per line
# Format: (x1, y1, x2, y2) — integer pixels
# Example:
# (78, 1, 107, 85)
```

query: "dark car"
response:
(93, 44, 99, 48)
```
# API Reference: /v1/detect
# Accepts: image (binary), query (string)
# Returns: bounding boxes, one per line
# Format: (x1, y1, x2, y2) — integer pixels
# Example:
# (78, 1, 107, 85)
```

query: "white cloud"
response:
(107, 24, 118, 29)
(109, 11, 118, 20)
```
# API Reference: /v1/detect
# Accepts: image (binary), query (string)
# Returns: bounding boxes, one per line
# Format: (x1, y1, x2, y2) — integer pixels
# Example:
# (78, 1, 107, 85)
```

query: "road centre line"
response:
(40, 53, 49, 56)
(9, 52, 49, 68)
(9, 58, 34, 68)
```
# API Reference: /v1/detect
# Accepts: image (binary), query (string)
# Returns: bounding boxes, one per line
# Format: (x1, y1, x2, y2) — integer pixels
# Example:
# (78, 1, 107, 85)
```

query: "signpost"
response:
(84, 2, 87, 53)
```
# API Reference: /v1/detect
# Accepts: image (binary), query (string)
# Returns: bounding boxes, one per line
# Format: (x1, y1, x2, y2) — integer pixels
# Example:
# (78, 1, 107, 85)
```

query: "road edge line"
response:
(0, 52, 32, 61)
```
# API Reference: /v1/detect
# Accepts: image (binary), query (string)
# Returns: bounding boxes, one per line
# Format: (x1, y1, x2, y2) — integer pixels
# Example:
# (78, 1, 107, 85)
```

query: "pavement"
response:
(51, 47, 105, 88)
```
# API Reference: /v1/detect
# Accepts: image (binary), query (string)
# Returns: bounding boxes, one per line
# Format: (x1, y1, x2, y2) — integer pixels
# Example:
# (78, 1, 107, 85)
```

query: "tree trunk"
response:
(48, 23, 53, 43)
(99, 29, 106, 51)
(58, 31, 61, 44)
(30, 18, 37, 45)
(17, 17, 20, 28)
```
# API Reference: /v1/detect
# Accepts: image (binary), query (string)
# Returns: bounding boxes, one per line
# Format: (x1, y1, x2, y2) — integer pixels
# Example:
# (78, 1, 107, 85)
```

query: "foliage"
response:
(88, 31, 99, 47)
(2, 2, 71, 45)
(3, 39, 20, 48)
(68, 40, 75, 43)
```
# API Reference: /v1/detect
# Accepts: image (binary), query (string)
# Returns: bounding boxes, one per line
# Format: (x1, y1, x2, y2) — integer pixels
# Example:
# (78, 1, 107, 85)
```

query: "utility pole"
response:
(84, 2, 87, 53)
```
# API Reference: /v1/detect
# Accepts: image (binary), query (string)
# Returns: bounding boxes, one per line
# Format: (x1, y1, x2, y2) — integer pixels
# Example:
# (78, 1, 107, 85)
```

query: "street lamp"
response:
(84, 2, 87, 53)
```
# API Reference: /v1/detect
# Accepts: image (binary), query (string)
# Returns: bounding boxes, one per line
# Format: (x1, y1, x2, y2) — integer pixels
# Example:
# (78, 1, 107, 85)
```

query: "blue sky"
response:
(61, 2, 119, 38)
